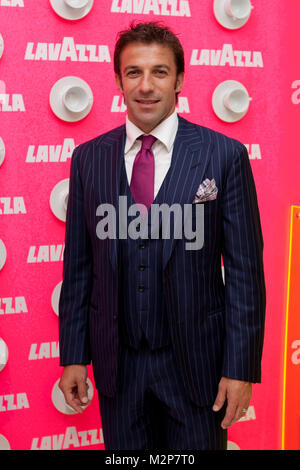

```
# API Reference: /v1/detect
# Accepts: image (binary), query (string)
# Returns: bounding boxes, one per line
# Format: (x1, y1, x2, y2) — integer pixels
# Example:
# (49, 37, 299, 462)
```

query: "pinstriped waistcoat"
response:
(118, 154, 172, 350)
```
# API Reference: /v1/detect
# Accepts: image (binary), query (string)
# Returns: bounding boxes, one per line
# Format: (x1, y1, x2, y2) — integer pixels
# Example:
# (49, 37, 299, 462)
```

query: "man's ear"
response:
(115, 73, 123, 93)
(175, 72, 184, 93)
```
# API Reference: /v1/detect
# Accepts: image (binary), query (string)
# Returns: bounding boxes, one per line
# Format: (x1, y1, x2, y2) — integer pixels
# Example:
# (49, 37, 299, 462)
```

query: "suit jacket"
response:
(59, 115, 266, 406)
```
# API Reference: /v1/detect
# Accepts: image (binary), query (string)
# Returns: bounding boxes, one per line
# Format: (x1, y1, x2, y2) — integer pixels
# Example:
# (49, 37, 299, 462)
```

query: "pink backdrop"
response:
(1, 0, 299, 450)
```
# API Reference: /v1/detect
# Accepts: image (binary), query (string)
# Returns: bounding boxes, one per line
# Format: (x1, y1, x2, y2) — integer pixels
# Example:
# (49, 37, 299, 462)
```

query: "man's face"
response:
(115, 42, 184, 134)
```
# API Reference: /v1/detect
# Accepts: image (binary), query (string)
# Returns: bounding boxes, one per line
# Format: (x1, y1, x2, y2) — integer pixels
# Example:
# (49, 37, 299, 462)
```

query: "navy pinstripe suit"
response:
(59, 116, 266, 449)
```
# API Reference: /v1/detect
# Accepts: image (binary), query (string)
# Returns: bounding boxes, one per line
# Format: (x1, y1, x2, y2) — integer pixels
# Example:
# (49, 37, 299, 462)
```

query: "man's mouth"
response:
(136, 99, 160, 104)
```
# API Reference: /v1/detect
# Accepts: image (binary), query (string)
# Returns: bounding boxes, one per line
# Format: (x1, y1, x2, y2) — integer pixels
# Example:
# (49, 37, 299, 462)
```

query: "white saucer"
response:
(50, 179, 69, 222)
(51, 281, 62, 316)
(213, 0, 252, 29)
(0, 338, 8, 372)
(49, 0, 94, 21)
(0, 137, 5, 167)
(212, 80, 251, 122)
(51, 377, 94, 414)
(49, 76, 93, 122)
(0, 239, 7, 270)
(0, 435, 10, 451)
(0, 34, 4, 59)
(227, 440, 241, 450)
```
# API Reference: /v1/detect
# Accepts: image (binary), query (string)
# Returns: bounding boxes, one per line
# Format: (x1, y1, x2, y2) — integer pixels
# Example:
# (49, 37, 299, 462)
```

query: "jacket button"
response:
(138, 285, 145, 292)
(139, 242, 145, 249)
(113, 315, 117, 321)
(139, 264, 146, 271)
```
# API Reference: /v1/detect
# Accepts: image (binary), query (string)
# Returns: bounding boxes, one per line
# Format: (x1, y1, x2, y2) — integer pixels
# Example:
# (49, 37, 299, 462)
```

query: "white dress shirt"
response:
(124, 110, 179, 199)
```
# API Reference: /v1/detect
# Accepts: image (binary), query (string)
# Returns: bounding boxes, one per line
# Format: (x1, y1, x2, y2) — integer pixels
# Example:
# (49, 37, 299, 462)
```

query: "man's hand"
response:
(212, 376, 252, 429)
(59, 364, 90, 414)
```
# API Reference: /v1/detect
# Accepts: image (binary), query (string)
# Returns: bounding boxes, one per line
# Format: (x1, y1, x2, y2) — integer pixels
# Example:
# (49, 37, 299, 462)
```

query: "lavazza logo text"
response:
(27, 244, 65, 263)
(28, 341, 59, 360)
(190, 44, 263, 68)
(25, 138, 75, 163)
(0, 94, 25, 112)
(0, 296, 27, 314)
(25, 37, 111, 63)
(110, 0, 191, 16)
(0, 197, 26, 214)
(291, 80, 300, 104)
(31, 426, 104, 450)
(0, 393, 29, 412)
(291, 340, 300, 365)
(0, 0, 24, 6)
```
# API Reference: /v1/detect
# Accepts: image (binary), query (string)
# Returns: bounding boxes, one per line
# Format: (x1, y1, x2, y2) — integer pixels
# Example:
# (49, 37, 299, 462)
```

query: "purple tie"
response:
(130, 135, 156, 216)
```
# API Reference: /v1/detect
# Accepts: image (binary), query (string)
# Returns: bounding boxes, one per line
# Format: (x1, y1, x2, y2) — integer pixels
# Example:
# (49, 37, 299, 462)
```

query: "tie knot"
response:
(140, 135, 156, 150)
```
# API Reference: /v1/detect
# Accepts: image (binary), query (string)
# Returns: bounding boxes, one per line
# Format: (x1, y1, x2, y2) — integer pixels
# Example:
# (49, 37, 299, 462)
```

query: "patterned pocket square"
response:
(193, 178, 218, 203)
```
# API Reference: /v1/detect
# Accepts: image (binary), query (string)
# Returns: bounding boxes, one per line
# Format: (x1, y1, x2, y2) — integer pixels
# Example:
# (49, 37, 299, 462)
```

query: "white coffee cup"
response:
(0, 239, 6, 271)
(223, 87, 251, 114)
(62, 85, 90, 114)
(51, 281, 62, 317)
(0, 137, 5, 167)
(0, 338, 8, 372)
(225, 0, 252, 20)
(63, 0, 89, 9)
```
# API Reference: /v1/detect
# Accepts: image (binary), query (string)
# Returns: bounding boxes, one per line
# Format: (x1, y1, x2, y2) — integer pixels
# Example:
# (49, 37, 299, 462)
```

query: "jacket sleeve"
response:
(220, 143, 266, 382)
(58, 146, 92, 366)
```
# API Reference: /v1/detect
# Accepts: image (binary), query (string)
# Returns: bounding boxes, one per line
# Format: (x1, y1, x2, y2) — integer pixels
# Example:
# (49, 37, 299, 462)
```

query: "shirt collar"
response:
(125, 109, 178, 154)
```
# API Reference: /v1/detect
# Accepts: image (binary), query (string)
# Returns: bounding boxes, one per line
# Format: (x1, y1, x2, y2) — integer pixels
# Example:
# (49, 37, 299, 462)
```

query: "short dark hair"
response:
(114, 21, 185, 102)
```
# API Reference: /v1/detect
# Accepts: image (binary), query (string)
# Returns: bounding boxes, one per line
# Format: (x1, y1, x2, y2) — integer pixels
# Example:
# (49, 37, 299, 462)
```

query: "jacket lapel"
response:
(98, 125, 126, 271)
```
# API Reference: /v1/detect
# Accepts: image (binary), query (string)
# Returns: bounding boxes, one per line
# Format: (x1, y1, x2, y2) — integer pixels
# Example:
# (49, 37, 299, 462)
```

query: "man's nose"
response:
(139, 73, 154, 94)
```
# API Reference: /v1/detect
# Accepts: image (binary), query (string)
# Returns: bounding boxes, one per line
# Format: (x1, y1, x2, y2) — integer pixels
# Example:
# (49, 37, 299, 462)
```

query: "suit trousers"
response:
(97, 334, 227, 450)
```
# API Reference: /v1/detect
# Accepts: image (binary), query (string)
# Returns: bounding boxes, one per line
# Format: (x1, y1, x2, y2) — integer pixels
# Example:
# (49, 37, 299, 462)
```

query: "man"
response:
(58, 22, 266, 450)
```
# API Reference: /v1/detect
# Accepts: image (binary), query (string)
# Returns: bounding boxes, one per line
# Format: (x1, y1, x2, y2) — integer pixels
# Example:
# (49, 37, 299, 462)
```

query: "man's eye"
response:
(127, 70, 139, 76)
(155, 70, 167, 75)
